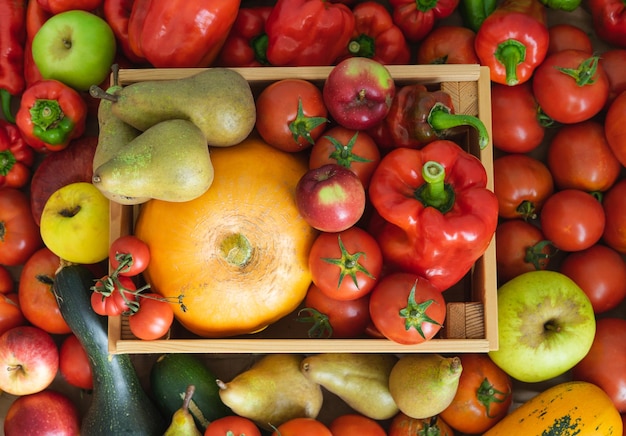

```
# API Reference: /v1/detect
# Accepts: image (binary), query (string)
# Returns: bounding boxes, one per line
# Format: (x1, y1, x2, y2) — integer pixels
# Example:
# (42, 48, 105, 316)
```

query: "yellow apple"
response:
(40, 182, 110, 264)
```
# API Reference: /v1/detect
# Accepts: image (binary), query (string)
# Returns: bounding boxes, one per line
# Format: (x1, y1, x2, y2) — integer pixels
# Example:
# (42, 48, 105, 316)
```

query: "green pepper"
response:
(459, 0, 497, 32)
(538, 0, 581, 12)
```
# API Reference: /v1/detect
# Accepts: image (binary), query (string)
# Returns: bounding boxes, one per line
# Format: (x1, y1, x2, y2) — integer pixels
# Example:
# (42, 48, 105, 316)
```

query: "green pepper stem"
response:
(494, 39, 526, 86)
(416, 161, 456, 213)
(348, 34, 376, 58)
(428, 102, 490, 149)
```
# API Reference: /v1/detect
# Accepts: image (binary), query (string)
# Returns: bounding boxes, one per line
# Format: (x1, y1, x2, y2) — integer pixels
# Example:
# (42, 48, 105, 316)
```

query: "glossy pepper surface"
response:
(0, 119, 34, 188)
(16, 79, 87, 152)
(368, 140, 498, 291)
(216, 6, 272, 67)
(23, 0, 50, 88)
(588, 0, 626, 48)
(0, 0, 27, 123)
(389, 0, 460, 43)
(459, 0, 497, 31)
(104, 0, 146, 64)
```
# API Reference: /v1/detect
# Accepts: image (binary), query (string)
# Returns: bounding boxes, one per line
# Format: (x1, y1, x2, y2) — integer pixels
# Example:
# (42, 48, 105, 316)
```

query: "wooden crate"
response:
(107, 64, 497, 354)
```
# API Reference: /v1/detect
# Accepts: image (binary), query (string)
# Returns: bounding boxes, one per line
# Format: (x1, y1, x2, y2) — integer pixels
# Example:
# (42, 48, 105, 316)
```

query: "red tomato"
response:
(416, 25, 479, 65)
(299, 282, 371, 338)
(439, 353, 513, 434)
(605, 89, 626, 167)
(255, 79, 328, 152)
(602, 178, 626, 253)
(369, 272, 446, 345)
(109, 235, 151, 277)
(493, 154, 554, 220)
(560, 244, 626, 314)
(271, 418, 332, 436)
(572, 318, 626, 413)
(540, 189, 606, 252)
(490, 82, 545, 153)
(18, 247, 71, 335)
(204, 415, 261, 436)
(329, 414, 386, 436)
(308, 226, 383, 301)
(0, 265, 13, 294)
(547, 24, 593, 55)
(309, 126, 381, 189)
(533, 49, 609, 124)
(0, 293, 26, 336)
(495, 219, 554, 284)
(128, 293, 174, 340)
(546, 120, 621, 192)
(388, 412, 454, 436)
(0, 188, 43, 266)
(599, 49, 626, 108)
(59, 333, 93, 390)
(90, 275, 138, 317)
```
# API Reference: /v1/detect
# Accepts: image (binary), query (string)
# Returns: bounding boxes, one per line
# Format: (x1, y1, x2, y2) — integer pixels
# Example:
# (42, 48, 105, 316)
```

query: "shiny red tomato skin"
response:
(0, 188, 43, 266)
(128, 293, 174, 340)
(388, 412, 455, 436)
(546, 120, 621, 192)
(572, 318, 626, 413)
(540, 189, 606, 252)
(204, 415, 261, 436)
(0, 293, 27, 336)
(59, 333, 93, 390)
(547, 23, 593, 56)
(109, 235, 151, 277)
(605, 89, 626, 167)
(329, 414, 386, 436)
(271, 418, 333, 436)
(602, 178, 626, 253)
(560, 244, 626, 314)
(600, 49, 626, 108)
(0, 265, 13, 294)
(533, 49, 609, 124)
(416, 25, 479, 65)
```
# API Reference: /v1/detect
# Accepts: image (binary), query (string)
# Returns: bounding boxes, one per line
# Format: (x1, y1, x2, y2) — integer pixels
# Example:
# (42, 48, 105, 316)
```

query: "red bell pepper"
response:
(104, 0, 146, 65)
(36, 0, 102, 14)
(588, 0, 626, 48)
(389, 0, 460, 43)
(0, 119, 34, 189)
(0, 0, 27, 124)
(127, 0, 241, 68)
(15, 79, 87, 153)
(368, 140, 498, 291)
(265, 0, 356, 66)
(216, 6, 273, 67)
(24, 0, 51, 88)
(340, 1, 411, 65)
(474, 0, 549, 86)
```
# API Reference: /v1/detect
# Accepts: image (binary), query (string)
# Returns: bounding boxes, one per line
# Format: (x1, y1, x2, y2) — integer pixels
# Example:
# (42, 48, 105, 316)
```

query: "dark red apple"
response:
(323, 57, 395, 130)
(295, 163, 366, 232)
(4, 389, 81, 436)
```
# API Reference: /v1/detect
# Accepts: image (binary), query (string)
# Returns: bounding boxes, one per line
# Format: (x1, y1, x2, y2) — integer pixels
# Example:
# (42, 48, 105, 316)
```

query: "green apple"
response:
(40, 182, 110, 264)
(489, 270, 596, 383)
(32, 10, 116, 91)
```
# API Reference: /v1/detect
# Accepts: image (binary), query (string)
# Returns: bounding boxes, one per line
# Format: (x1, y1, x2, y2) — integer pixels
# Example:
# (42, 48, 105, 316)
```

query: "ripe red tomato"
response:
(369, 272, 446, 345)
(439, 353, 513, 434)
(416, 25, 479, 65)
(18, 247, 71, 335)
(490, 82, 545, 153)
(0, 188, 43, 266)
(605, 89, 626, 167)
(0, 293, 26, 336)
(572, 317, 626, 413)
(109, 235, 151, 277)
(388, 412, 454, 436)
(299, 282, 371, 338)
(59, 333, 93, 390)
(329, 414, 386, 436)
(0, 265, 13, 294)
(308, 226, 383, 301)
(90, 275, 138, 317)
(602, 178, 626, 253)
(560, 244, 626, 314)
(493, 154, 554, 220)
(271, 418, 332, 436)
(540, 189, 606, 252)
(204, 415, 261, 436)
(495, 219, 554, 284)
(547, 24, 593, 56)
(255, 79, 328, 152)
(128, 293, 174, 340)
(546, 120, 621, 192)
(533, 49, 609, 124)
(309, 126, 381, 189)
(599, 49, 626, 108)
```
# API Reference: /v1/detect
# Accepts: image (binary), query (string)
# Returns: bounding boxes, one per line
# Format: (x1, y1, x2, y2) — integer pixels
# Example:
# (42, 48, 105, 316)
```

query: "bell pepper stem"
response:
(0, 90, 16, 124)
(416, 161, 456, 213)
(494, 39, 526, 86)
(428, 102, 490, 149)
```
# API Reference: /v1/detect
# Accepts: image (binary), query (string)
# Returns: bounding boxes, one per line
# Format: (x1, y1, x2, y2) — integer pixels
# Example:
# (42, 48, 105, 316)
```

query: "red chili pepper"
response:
(339, 1, 411, 65)
(588, 0, 626, 48)
(37, 0, 103, 14)
(0, 119, 34, 189)
(474, 0, 549, 86)
(127, 0, 241, 68)
(103, 0, 146, 64)
(368, 140, 498, 291)
(389, 0, 460, 43)
(265, 0, 356, 66)
(216, 6, 272, 67)
(15, 79, 87, 153)
(0, 0, 27, 124)
(23, 0, 51, 89)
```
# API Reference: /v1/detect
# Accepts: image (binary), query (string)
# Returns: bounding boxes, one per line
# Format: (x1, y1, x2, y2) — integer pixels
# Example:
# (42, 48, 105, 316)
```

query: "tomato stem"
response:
(398, 280, 442, 338)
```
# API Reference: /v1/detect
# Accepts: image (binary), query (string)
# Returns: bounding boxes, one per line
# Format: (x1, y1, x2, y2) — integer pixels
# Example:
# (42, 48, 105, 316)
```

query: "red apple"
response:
(323, 57, 395, 130)
(295, 163, 366, 232)
(0, 325, 59, 396)
(4, 389, 81, 436)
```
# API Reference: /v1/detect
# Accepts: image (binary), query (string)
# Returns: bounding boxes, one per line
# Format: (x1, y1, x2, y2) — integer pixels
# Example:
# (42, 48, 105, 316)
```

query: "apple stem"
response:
(544, 320, 562, 332)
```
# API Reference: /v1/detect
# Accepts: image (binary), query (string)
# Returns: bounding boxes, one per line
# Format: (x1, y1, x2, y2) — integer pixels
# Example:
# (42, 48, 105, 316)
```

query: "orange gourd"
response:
(484, 381, 623, 436)
(134, 136, 318, 337)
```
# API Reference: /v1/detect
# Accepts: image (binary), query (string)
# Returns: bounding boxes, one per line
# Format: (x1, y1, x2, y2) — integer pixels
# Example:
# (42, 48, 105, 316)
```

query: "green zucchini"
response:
(150, 353, 232, 432)
(52, 264, 167, 436)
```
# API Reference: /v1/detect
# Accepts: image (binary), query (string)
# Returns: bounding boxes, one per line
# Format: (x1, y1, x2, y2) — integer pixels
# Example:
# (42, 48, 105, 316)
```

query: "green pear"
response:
(216, 354, 323, 430)
(388, 354, 463, 419)
(163, 385, 202, 436)
(92, 119, 214, 204)
(300, 353, 399, 420)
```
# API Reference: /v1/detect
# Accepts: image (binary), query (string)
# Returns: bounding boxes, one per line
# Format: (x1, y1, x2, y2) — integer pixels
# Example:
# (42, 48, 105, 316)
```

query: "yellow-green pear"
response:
(163, 385, 202, 436)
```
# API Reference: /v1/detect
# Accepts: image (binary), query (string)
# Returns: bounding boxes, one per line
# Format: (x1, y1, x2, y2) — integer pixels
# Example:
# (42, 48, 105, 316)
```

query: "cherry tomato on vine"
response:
(128, 293, 174, 340)
(602, 178, 626, 253)
(388, 412, 454, 436)
(109, 234, 151, 277)
(204, 415, 261, 436)
(271, 418, 332, 436)
(0, 265, 13, 294)
(90, 275, 138, 317)
(0, 188, 43, 266)
(329, 414, 386, 436)
(59, 333, 93, 390)
(547, 24, 593, 56)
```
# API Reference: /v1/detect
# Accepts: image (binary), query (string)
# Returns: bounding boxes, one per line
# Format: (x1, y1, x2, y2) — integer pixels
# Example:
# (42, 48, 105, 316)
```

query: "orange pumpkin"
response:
(134, 136, 318, 337)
